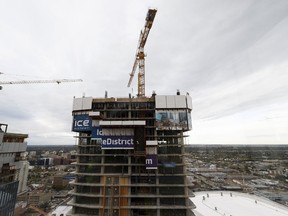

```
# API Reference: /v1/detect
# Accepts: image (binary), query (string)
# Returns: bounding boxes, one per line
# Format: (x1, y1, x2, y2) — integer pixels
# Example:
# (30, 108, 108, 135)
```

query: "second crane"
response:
(127, 8, 157, 97)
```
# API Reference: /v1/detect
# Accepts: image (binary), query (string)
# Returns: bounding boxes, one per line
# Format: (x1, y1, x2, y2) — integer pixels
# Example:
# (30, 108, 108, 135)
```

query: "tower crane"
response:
(127, 8, 157, 97)
(0, 72, 82, 90)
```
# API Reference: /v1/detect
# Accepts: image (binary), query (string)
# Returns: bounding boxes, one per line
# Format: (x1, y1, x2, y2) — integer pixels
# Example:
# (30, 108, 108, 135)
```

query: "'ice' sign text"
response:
(72, 115, 92, 132)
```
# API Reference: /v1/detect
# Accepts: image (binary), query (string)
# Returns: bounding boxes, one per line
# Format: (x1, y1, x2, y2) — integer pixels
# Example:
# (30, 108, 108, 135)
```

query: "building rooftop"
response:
(190, 191, 288, 216)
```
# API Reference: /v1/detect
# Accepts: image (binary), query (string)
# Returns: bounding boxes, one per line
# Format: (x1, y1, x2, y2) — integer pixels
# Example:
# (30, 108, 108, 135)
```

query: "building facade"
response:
(0, 123, 28, 216)
(27, 191, 52, 206)
(69, 93, 195, 216)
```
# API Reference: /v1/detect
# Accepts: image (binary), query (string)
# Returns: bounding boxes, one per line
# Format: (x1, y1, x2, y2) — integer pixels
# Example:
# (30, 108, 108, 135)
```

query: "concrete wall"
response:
(155, 95, 192, 109)
(0, 142, 27, 153)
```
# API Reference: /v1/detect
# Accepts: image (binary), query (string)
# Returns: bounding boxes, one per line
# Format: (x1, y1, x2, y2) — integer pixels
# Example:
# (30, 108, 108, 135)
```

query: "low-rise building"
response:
(27, 191, 52, 206)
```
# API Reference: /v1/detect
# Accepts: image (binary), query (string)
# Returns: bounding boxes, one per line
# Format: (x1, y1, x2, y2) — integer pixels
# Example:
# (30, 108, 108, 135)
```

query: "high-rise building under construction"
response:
(69, 92, 195, 216)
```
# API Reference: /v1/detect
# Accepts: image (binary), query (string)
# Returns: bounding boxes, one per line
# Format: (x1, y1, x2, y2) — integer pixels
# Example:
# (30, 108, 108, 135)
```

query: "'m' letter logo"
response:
(146, 159, 153, 165)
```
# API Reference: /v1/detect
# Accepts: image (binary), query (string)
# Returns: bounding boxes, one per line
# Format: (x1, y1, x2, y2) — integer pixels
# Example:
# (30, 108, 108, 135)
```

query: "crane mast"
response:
(127, 8, 157, 97)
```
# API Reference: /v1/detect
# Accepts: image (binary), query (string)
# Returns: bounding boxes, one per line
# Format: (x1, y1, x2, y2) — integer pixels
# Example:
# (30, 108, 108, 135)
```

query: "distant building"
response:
(37, 157, 53, 166)
(27, 191, 52, 206)
(53, 174, 69, 189)
(0, 123, 28, 216)
(53, 156, 70, 165)
(29, 151, 37, 156)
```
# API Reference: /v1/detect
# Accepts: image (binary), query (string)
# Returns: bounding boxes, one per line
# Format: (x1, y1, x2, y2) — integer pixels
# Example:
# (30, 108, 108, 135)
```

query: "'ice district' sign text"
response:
(101, 137, 134, 149)
(92, 127, 134, 149)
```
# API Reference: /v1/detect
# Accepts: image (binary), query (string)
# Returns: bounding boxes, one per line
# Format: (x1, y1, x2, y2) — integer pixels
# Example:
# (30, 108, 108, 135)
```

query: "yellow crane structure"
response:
(127, 8, 157, 97)
(0, 72, 82, 90)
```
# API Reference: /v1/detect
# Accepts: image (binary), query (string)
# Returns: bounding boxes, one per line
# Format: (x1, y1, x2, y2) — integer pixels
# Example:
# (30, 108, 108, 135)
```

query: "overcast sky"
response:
(1, 0, 288, 145)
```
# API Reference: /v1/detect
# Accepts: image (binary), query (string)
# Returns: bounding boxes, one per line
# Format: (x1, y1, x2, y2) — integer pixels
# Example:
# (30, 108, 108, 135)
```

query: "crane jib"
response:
(127, 8, 157, 97)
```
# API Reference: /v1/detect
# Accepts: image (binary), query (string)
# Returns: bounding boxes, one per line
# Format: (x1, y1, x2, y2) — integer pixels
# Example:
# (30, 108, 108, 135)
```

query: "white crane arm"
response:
(0, 79, 82, 85)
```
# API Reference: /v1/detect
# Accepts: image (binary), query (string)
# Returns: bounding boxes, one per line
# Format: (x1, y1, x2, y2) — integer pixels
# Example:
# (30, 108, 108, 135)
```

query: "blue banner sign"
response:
(92, 127, 134, 149)
(91, 127, 103, 138)
(101, 136, 134, 149)
(146, 154, 158, 169)
(72, 115, 92, 132)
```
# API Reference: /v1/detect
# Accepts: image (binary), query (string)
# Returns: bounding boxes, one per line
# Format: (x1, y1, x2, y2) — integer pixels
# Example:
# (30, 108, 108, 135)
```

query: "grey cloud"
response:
(1, 0, 288, 145)
(199, 91, 286, 121)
